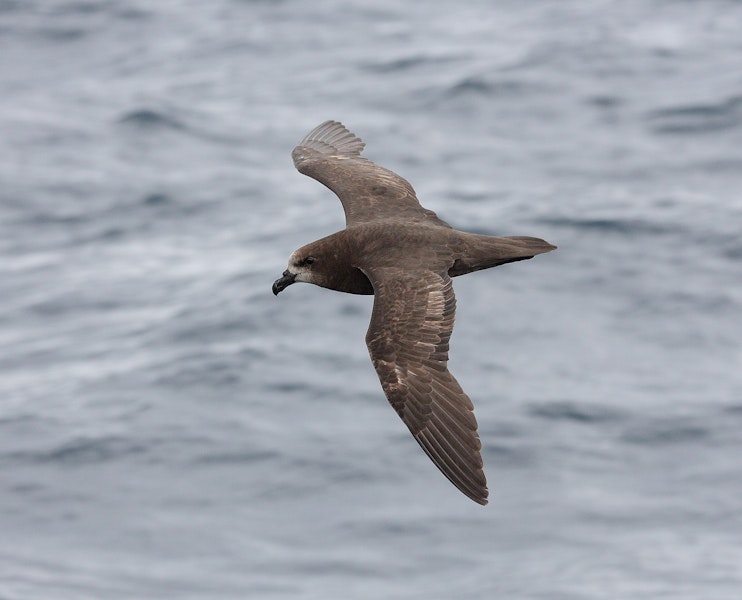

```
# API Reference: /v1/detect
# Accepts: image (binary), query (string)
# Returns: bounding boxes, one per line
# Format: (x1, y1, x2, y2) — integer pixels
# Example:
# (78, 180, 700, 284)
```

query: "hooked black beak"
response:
(272, 270, 296, 295)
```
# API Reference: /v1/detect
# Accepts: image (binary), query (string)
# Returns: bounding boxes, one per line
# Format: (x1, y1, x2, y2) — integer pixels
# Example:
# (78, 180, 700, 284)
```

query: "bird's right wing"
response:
(292, 121, 452, 229)
(360, 265, 488, 505)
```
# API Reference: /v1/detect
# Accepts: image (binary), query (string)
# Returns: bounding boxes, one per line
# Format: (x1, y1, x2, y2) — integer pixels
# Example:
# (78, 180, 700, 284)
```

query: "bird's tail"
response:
(449, 234, 556, 277)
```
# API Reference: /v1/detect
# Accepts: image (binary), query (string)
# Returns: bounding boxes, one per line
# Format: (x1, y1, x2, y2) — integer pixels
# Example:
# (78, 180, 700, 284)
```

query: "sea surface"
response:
(1, 1, 741, 598)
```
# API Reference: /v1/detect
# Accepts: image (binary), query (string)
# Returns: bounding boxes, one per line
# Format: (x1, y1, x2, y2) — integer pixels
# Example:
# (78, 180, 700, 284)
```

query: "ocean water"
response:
(1, 1, 741, 598)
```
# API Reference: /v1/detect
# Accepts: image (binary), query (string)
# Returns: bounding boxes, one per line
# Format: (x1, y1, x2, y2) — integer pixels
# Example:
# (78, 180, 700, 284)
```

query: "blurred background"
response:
(1, 1, 741, 598)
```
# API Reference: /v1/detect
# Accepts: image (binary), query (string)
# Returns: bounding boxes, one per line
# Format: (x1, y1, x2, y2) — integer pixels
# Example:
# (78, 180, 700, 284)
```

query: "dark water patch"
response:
(722, 240, 742, 260)
(267, 381, 308, 393)
(192, 449, 279, 465)
(537, 216, 672, 236)
(289, 454, 381, 484)
(478, 422, 535, 467)
(118, 109, 188, 132)
(0, 413, 41, 426)
(114, 6, 151, 20)
(529, 400, 626, 424)
(103, 2, 155, 21)
(9, 482, 45, 496)
(136, 191, 218, 220)
(450, 191, 492, 206)
(693, 157, 742, 174)
(3, 435, 147, 466)
(0, 0, 23, 13)
(339, 302, 366, 317)
(118, 108, 247, 145)
(585, 95, 625, 109)
(27, 294, 122, 317)
(360, 54, 464, 74)
(443, 75, 544, 99)
(36, 26, 88, 42)
(341, 519, 429, 537)
(668, 290, 736, 313)
(645, 95, 742, 135)
(162, 313, 258, 347)
(721, 404, 742, 416)
(620, 418, 710, 446)
(618, 287, 738, 320)
(142, 192, 170, 206)
(24, 210, 87, 226)
(153, 356, 244, 389)
(263, 380, 345, 401)
(9, 186, 126, 233)
(451, 76, 491, 96)
(483, 442, 535, 467)
(291, 558, 381, 578)
(52, 222, 135, 248)
(48, 0, 103, 15)
(96, 226, 125, 241)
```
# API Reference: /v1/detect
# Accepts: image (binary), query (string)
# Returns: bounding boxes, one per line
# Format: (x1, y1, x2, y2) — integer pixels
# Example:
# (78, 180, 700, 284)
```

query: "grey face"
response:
(272, 251, 316, 295)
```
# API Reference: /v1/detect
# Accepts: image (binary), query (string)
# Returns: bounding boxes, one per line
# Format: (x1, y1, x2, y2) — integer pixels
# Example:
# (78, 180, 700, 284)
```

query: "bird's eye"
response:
(304, 256, 315, 265)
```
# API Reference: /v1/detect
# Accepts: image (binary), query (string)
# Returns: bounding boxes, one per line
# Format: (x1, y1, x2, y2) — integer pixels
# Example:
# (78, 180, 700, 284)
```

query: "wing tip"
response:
(472, 490, 489, 505)
(415, 426, 490, 506)
(293, 120, 366, 160)
(460, 478, 489, 505)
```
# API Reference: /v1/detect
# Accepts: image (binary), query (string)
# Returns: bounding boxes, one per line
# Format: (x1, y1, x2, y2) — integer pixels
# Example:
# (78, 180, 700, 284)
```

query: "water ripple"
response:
(645, 95, 742, 135)
(117, 108, 188, 131)
(529, 401, 626, 424)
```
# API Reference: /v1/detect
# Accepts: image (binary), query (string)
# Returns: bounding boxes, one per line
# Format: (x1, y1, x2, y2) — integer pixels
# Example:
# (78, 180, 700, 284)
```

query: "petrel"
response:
(273, 121, 555, 505)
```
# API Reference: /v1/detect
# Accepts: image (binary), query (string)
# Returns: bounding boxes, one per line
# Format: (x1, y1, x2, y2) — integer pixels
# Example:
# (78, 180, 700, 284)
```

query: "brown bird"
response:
(273, 121, 555, 505)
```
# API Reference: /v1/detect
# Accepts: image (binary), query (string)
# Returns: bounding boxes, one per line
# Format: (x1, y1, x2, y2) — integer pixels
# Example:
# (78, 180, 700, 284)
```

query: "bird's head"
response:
(272, 246, 322, 295)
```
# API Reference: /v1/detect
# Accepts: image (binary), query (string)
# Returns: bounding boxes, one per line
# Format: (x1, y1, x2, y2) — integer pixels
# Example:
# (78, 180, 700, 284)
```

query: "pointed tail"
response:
(449, 234, 556, 277)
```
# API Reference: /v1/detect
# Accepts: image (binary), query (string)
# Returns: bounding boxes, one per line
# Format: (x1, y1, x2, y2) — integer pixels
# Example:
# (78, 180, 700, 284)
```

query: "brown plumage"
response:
(273, 121, 556, 505)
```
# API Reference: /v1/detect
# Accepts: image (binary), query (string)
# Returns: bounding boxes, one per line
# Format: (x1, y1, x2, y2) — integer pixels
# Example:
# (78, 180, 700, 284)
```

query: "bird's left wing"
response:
(360, 265, 488, 505)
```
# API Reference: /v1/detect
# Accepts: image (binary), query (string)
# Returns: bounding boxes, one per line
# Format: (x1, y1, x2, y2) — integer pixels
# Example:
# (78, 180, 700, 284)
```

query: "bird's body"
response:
(273, 121, 555, 505)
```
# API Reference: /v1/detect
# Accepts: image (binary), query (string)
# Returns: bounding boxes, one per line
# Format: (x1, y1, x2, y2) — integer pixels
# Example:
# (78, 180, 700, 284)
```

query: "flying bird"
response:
(273, 121, 555, 505)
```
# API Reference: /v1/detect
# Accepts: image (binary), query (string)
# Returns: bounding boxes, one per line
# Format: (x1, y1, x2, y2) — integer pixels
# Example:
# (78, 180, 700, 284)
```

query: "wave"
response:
(528, 400, 626, 424)
(360, 54, 464, 74)
(645, 95, 742, 135)
(536, 216, 671, 235)
(620, 418, 710, 446)
(2, 435, 147, 466)
(117, 108, 188, 131)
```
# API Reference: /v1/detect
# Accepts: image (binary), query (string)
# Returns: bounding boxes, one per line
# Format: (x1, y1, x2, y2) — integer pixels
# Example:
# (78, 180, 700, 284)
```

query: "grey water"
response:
(1, 1, 741, 598)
